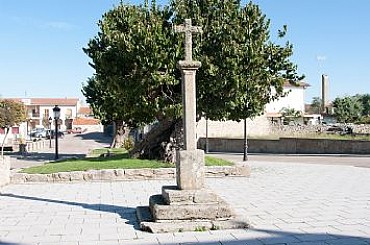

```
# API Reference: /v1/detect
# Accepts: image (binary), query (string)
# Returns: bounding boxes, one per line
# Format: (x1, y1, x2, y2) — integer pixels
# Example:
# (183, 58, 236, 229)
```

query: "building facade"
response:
(20, 98, 80, 131)
(196, 81, 310, 138)
(0, 98, 80, 147)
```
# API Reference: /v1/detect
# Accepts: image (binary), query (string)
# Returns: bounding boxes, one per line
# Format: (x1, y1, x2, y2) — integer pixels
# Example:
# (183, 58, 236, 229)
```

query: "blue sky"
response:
(0, 0, 369, 103)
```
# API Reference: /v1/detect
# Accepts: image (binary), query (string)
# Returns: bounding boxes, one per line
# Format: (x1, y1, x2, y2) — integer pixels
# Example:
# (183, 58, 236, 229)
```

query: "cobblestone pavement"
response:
(1, 161, 370, 244)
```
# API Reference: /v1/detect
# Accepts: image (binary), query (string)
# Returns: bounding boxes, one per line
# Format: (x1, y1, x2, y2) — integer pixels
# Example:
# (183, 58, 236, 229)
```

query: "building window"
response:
(65, 109, 72, 119)
(12, 127, 19, 134)
(44, 109, 49, 119)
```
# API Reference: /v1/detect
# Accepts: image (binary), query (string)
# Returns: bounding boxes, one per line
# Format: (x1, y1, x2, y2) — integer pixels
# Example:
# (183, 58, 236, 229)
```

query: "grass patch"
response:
(205, 156, 233, 166)
(21, 149, 233, 174)
(89, 147, 126, 157)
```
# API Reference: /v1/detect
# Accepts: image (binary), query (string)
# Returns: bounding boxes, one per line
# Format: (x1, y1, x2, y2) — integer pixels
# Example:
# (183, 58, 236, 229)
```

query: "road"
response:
(210, 152, 370, 168)
(7, 131, 111, 170)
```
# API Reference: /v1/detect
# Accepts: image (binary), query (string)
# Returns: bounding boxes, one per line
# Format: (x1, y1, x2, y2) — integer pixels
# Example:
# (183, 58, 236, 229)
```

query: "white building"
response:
(20, 98, 80, 131)
(0, 98, 80, 147)
(196, 81, 309, 138)
(265, 82, 309, 115)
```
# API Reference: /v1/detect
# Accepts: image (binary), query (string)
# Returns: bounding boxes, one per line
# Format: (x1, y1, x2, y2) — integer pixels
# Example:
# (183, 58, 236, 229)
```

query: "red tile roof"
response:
(5, 98, 79, 106)
(30, 98, 79, 106)
(78, 106, 92, 115)
(73, 118, 100, 125)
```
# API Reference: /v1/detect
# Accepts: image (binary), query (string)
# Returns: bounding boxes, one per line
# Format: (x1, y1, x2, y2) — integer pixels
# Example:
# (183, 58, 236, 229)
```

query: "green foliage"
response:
(83, 0, 303, 128)
(90, 147, 126, 157)
(333, 96, 363, 123)
(358, 94, 370, 116)
(0, 100, 26, 129)
(0, 99, 27, 156)
(83, 2, 181, 127)
(204, 156, 233, 166)
(280, 107, 302, 118)
(123, 137, 134, 151)
(173, 0, 304, 121)
(310, 97, 322, 114)
(194, 226, 207, 232)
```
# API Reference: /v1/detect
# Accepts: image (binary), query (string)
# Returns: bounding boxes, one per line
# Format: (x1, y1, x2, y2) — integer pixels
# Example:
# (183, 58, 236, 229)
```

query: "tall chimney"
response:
(321, 74, 329, 114)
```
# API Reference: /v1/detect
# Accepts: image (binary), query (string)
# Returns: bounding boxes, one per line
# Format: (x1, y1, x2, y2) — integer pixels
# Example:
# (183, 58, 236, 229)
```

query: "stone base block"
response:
(137, 206, 249, 233)
(149, 194, 234, 221)
(162, 185, 219, 204)
(176, 149, 205, 190)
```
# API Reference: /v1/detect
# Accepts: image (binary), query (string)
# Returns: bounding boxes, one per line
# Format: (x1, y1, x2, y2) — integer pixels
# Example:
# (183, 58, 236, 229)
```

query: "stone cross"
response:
(174, 19, 202, 151)
(174, 19, 202, 61)
(174, 19, 204, 190)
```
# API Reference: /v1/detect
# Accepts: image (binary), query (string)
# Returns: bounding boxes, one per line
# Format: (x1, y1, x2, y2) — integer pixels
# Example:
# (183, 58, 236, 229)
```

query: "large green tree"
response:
(0, 100, 26, 157)
(82, 76, 131, 148)
(83, 0, 303, 162)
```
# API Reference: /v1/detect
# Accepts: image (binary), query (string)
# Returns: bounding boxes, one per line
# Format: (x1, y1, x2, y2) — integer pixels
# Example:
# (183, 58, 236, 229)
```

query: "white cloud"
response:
(9, 16, 76, 31)
(41, 21, 76, 31)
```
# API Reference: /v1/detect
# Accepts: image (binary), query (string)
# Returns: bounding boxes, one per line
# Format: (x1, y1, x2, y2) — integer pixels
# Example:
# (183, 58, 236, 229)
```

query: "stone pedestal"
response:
(137, 185, 249, 233)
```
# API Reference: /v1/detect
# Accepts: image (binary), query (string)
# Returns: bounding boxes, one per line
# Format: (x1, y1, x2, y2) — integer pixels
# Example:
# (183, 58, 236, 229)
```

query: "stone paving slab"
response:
(0, 161, 370, 244)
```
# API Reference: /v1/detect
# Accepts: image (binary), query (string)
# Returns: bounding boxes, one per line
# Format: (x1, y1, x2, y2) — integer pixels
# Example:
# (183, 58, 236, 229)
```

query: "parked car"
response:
(67, 127, 82, 134)
(46, 129, 65, 139)
(30, 128, 47, 138)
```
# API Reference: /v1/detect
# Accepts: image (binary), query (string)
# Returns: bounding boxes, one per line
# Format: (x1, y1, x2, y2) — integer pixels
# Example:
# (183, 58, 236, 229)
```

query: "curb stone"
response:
(11, 164, 250, 184)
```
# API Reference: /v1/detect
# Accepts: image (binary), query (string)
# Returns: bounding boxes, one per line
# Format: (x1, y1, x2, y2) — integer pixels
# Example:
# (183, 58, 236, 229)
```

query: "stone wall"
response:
(11, 165, 250, 184)
(197, 115, 270, 138)
(0, 156, 10, 188)
(270, 124, 370, 137)
(199, 137, 370, 154)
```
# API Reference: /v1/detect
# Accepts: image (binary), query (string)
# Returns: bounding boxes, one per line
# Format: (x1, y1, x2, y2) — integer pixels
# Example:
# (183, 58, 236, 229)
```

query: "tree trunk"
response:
(1, 127, 9, 158)
(129, 118, 183, 163)
(110, 120, 126, 148)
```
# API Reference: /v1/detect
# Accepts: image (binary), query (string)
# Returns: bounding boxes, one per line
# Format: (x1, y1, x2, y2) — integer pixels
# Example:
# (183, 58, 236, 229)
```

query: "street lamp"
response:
(48, 117, 52, 148)
(53, 105, 60, 160)
(243, 118, 248, 161)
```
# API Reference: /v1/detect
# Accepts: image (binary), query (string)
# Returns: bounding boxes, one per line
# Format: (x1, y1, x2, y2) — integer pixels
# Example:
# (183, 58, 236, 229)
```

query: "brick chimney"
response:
(321, 74, 329, 114)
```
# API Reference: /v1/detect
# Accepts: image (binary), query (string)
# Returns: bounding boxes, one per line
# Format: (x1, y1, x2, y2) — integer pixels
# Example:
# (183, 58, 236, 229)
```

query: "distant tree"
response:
(333, 96, 363, 123)
(310, 97, 322, 114)
(280, 107, 302, 124)
(358, 94, 370, 116)
(0, 100, 26, 157)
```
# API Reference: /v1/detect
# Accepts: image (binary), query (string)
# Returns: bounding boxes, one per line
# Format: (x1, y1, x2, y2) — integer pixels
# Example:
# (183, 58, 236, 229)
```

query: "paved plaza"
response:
(1, 159, 370, 244)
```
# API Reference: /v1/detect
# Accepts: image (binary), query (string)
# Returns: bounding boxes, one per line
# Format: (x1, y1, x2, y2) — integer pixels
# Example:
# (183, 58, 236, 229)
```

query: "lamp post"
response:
(243, 118, 248, 161)
(53, 105, 60, 160)
(48, 117, 52, 148)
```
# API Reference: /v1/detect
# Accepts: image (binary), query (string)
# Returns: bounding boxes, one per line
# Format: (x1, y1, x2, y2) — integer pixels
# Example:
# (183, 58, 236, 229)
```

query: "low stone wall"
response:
(26, 140, 48, 152)
(11, 165, 250, 184)
(199, 137, 370, 154)
(0, 156, 10, 188)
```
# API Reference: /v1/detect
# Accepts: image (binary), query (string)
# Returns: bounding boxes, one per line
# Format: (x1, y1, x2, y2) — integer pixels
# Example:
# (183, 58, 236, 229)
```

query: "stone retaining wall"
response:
(11, 165, 250, 184)
(199, 137, 370, 154)
(0, 156, 10, 188)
